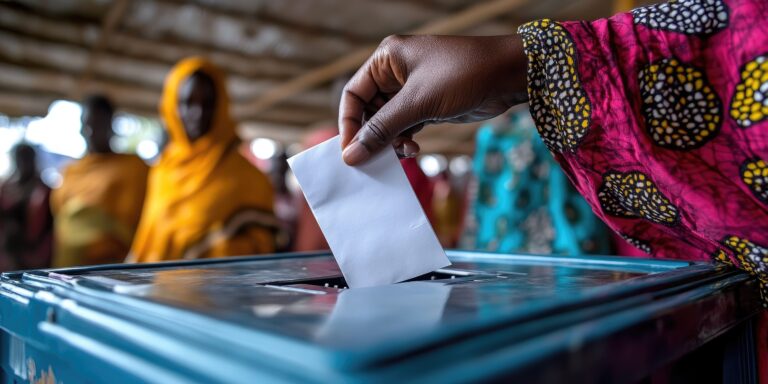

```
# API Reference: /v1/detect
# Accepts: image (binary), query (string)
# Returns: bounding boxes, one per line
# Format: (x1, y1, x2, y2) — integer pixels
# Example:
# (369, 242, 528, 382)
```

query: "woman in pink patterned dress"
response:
(338, 0, 767, 374)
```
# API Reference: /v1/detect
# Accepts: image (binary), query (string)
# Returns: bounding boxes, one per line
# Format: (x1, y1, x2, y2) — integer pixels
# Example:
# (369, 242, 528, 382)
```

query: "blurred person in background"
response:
(402, 157, 433, 221)
(51, 95, 149, 267)
(0, 143, 52, 270)
(431, 169, 464, 248)
(269, 149, 298, 252)
(467, 107, 612, 255)
(129, 57, 277, 262)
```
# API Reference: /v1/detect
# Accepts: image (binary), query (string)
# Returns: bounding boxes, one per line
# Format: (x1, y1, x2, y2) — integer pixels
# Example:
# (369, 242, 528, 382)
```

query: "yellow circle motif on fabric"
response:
(598, 171, 679, 225)
(741, 158, 768, 204)
(730, 55, 768, 128)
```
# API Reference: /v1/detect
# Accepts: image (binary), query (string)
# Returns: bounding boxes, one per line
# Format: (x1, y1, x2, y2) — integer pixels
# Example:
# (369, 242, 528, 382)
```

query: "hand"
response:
(339, 34, 528, 165)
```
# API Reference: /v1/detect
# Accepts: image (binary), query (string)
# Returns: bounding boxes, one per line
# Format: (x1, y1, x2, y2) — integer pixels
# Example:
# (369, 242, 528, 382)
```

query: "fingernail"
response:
(342, 142, 369, 165)
(394, 140, 407, 158)
(401, 141, 419, 158)
(395, 143, 415, 159)
(395, 144, 406, 158)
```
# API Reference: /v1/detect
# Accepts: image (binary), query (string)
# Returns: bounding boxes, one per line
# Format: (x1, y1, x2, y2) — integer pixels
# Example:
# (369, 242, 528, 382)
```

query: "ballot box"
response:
(0, 251, 761, 383)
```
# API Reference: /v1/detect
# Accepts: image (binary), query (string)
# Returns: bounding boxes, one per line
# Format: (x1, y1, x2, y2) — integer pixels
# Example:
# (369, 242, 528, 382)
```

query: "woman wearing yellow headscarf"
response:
(129, 58, 277, 262)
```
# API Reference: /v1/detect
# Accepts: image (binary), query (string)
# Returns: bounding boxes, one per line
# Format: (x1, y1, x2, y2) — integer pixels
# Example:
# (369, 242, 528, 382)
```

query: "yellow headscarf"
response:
(129, 57, 276, 262)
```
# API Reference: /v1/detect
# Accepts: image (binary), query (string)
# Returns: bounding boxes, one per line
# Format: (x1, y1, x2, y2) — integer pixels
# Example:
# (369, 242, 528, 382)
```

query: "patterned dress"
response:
(518, 0, 768, 305)
(467, 109, 612, 255)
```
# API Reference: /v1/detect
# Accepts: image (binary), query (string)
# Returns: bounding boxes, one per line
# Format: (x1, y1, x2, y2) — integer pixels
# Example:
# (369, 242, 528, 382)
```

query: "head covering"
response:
(130, 57, 275, 262)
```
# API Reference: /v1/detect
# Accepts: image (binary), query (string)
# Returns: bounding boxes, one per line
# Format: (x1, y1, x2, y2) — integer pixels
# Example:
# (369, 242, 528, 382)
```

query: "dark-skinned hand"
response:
(339, 34, 529, 165)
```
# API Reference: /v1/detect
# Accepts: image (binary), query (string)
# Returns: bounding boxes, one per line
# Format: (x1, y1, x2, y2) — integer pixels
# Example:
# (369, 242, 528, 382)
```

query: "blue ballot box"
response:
(0, 251, 762, 383)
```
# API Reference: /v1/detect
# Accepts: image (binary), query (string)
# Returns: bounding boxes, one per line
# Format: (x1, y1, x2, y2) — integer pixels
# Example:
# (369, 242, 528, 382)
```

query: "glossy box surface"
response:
(0, 251, 760, 383)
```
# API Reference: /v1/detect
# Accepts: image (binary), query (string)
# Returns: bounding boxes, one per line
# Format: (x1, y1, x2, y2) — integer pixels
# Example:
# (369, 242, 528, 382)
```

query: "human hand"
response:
(339, 34, 528, 165)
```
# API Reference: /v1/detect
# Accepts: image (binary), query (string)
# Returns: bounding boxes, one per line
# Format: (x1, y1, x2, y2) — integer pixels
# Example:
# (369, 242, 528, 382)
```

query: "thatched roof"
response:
(0, 0, 648, 154)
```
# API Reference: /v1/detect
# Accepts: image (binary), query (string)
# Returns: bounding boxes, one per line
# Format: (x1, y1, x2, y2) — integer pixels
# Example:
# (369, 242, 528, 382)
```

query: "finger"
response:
(372, 93, 390, 109)
(342, 85, 425, 165)
(361, 94, 397, 131)
(338, 63, 381, 148)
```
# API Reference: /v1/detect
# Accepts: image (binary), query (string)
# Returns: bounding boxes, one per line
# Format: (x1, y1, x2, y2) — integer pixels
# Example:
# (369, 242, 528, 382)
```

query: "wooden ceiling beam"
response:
(409, 0, 525, 34)
(237, 122, 308, 144)
(116, 0, 358, 64)
(0, 4, 315, 79)
(187, 0, 441, 42)
(0, 63, 334, 127)
(0, 91, 57, 118)
(75, 0, 131, 99)
(0, 62, 158, 110)
(417, 122, 483, 139)
(0, 29, 336, 110)
(417, 122, 480, 154)
(160, 0, 373, 45)
(242, 0, 529, 115)
(232, 104, 333, 125)
(7, 1, 363, 65)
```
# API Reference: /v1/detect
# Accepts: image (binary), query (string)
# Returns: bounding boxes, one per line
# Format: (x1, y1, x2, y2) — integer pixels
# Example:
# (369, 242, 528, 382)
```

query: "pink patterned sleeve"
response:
(517, 0, 768, 304)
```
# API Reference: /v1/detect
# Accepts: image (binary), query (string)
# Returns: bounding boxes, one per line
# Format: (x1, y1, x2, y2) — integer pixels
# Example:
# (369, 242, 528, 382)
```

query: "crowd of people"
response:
(0, 55, 638, 271)
(0, 57, 479, 270)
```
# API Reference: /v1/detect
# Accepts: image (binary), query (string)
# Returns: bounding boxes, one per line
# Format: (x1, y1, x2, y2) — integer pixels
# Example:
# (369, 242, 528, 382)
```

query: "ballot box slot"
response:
(261, 269, 487, 291)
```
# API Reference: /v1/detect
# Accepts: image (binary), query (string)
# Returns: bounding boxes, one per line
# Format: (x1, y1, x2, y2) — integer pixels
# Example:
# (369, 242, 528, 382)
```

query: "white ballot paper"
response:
(287, 136, 450, 288)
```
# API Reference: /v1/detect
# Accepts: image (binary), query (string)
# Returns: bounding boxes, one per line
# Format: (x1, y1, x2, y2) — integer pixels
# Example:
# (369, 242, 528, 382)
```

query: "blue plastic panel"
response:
(1, 251, 755, 383)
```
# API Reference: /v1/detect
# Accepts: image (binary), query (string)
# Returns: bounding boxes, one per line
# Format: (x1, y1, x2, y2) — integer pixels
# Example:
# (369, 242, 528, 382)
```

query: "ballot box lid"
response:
(0, 251, 757, 383)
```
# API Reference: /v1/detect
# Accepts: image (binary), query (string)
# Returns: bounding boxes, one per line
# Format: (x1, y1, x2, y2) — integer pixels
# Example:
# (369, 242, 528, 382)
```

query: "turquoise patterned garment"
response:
(469, 109, 611, 255)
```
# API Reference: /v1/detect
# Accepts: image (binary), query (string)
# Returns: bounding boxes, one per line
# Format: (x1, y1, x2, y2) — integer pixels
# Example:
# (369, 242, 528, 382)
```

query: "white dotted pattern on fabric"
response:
(620, 233, 652, 254)
(598, 171, 679, 226)
(632, 0, 729, 35)
(518, 19, 591, 153)
(638, 58, 722, 150)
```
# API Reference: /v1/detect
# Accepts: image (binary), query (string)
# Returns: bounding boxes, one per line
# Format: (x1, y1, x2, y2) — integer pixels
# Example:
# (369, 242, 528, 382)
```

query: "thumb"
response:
(342, 88, 425, 165)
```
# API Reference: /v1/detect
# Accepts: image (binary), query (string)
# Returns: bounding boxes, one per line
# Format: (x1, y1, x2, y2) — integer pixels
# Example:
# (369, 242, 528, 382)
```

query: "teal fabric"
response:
(470, 110, 610, 255)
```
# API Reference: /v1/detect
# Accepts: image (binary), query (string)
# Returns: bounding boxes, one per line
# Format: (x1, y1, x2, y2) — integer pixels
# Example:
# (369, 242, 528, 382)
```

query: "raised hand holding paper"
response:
(287, 136, 450, 288)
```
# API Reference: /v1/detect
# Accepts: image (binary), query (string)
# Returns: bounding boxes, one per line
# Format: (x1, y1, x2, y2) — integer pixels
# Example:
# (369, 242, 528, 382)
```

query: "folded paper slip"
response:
(287, 136, 450, 288)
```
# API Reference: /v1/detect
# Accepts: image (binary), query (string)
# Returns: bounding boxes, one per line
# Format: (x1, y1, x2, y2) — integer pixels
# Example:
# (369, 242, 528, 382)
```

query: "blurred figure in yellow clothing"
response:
(51, 95, 149, 267)
(129, 58, 276, 262)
